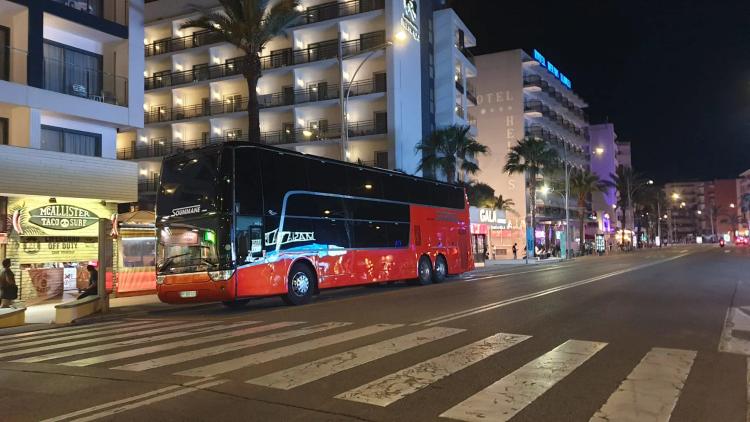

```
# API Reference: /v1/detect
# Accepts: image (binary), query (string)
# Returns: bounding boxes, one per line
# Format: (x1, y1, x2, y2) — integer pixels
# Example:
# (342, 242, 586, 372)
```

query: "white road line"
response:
(12, 321, 261, 364)
(0, 320, 167, 350)
(460, 265, 572, 282)
(3, 320, 137, 342)
(176, 324, 403, 378)
(112, 322, 351, 372)
(416, 254, 690, 327)
(61, 321, 302, 367)
(248, 326, 465, 390)
(0, 321, 215, 360)
(336, 333, 530, 407)
(589, 347, 696, 422)
(440, 340, 607, 422)
(40, 378, 220, 422)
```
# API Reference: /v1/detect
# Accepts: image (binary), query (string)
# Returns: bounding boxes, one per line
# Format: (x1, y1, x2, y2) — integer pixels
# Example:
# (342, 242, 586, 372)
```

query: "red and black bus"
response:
(155, 143, 473, 306)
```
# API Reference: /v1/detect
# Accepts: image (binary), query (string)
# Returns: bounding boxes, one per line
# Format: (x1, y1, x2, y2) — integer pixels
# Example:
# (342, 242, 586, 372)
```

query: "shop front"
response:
(115, 211, 157, 296)
(469, 207, 523, 261)
(3, 196, 116, 306)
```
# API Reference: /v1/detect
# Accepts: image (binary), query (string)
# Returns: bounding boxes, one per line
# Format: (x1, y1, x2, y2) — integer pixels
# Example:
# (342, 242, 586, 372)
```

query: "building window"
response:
(40, 125, 101, 157)
(0, 25, 8, 81)
(0, 117, 7, 145)
(42, 41, 103, 100)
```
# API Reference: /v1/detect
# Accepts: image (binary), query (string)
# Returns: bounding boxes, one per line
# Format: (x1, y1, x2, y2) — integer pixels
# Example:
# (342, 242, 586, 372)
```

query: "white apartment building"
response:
(0, 0, 144, 304)
(472, 49, 589, 252)
(122, 0, 477, 209)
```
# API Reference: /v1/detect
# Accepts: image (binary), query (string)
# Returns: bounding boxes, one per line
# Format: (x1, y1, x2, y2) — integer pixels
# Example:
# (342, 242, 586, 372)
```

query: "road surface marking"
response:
(0, 321, 215, 360)
(461, 265, 572, 282)
(40, 377, 223, 422)
(0, 320, 172, 351)
(248, 326, 465, 390)
(336, 333, 530, 407)
(175, 324, 403, 378)
(12, 321, 262, 364)
(590, 347, 696, 422)
(112, 322, 351, 372)
(61, 321, 302, 367)
(415, 253, 691, 327)
(440, 340, 607, 422)
(2, 320, 141, 343)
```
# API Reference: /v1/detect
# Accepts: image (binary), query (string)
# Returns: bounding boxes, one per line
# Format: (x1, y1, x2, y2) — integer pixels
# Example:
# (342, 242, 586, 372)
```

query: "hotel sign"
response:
(28, 205, 99, 231)
(533, 49, 572, 89)
(401, 0, 420, 41)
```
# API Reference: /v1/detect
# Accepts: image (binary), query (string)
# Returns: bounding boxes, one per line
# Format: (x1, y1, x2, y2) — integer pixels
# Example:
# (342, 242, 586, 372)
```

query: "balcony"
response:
(342, 31, 387, 57)
(138, 178, 159, 195)
(144, 78, 385, 124)
(145, 30, 223, 57)
(458, 46, 475, 66)
(51, 0, 129, 26)
(43, 55, 129, 106)
(466, 80, 477, 105)
(296, 0, 385, 26)
(455, 103, 465, 119)
(455, 79, 464, 94)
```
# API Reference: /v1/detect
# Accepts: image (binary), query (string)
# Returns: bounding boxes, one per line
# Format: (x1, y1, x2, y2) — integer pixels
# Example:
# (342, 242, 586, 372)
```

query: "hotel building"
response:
(0, 0, 144, 304)
(122, 0, 477, 210)
(472, 49, 589, 256)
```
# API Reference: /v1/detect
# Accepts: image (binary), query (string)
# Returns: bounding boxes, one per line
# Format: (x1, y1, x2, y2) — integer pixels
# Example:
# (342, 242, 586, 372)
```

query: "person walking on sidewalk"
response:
(0, 258, 18, 308)
(512, 243, 518, 260)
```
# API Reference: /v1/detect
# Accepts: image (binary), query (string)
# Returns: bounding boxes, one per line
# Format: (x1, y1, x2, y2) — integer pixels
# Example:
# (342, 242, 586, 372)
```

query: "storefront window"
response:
(122, 237, 156, 267)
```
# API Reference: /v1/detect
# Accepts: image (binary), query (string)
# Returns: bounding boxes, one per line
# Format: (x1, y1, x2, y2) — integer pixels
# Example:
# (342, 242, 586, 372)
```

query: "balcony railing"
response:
(118, 119, 388, 159)
(297, 0, 385, 26)
(455, 104, 465, 119)
(43, 55, 129, 106)
(455, 79, 464, 94)
(523, 74, 586, 121)
(466, 80, 477, 104)
(138, 178, 159, 194)
(457, 45, 475, 65)
(342, 31, 386, 57)
(144, 78, 386, 124)
(145, 30, 223, 57)
(51, 0, 129, 26)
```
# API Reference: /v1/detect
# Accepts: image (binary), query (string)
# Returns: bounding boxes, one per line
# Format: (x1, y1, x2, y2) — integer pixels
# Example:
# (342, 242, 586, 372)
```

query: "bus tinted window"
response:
(346, 198, 410, 223)
(234, 148, 263, 216)
(306, 158, 346, 197)
(286, 194, 346, 219)
(159, 148, 229, 216)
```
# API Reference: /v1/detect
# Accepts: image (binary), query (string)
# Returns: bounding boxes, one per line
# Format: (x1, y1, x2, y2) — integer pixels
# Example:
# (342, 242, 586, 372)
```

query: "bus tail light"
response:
(208, 270, 235, 282)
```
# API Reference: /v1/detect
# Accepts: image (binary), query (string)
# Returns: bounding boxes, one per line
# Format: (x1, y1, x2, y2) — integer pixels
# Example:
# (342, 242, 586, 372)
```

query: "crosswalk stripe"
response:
(112, 322, 352, 372)
(61, 321, 303, 367)
(175, 324, 403, 378)
(248, 326, 465, 390)
(440, 340, 607, 422)
(0, 321, 216, 360)
(0, 320, 165, 350)
(12, 321, 261, 364)
(3, 320, 134, 342)
(336, 332, 530, 407)
(589, 347, 696, 422)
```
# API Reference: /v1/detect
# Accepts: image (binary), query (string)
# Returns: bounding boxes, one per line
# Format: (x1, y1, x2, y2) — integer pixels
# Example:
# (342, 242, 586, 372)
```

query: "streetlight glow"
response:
(395, 31, 408, 42)
(595, 147, 604, 155)
(672, 193, 680, 200)
(541, 185, 551, 195)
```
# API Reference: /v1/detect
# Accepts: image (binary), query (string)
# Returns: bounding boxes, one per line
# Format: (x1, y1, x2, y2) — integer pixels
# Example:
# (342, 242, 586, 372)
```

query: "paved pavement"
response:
(0, 245, 748, 421)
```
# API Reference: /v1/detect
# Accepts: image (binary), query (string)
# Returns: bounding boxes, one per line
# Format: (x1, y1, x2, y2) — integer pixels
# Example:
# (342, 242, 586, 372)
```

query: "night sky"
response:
(451, 0, 750, 183)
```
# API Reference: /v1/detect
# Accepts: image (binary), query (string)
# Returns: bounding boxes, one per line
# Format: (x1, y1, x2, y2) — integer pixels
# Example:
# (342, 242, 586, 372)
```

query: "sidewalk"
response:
(482, 257, 564, 266)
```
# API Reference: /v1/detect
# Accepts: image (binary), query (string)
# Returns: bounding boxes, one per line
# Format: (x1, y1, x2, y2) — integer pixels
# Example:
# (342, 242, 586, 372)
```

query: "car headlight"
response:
(156, 275, 166, 285)
(208, 269, 234, 282)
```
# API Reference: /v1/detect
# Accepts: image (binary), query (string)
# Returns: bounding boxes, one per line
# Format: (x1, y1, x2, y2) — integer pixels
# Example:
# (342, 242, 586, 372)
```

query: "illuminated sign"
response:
(28, 205, 99, 231)
(400, 0, 420, 41)
(171, 205, 201, 217)
(532, 49, 572, 90)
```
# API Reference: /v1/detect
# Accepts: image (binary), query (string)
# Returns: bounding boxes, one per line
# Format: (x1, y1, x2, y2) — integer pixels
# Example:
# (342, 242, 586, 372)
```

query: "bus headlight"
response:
(156, 275, 166, 285)
(208, 269, 235, 282)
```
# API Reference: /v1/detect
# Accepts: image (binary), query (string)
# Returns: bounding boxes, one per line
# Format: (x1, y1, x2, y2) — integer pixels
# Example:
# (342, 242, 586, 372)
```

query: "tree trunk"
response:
(578, 196, 586, 254)
(529, 180, 536, 256)
(243, 55, 262, 143)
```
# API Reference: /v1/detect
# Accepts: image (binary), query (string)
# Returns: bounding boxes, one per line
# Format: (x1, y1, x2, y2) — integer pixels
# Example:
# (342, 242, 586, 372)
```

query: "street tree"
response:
(569, 169, 606, 254)
(504, 137, 559, 248)
(466, 182, 496, 208)
(182, 0, 301, 143)
(416, 125, 488, 184)
(605, 165, 648, 247)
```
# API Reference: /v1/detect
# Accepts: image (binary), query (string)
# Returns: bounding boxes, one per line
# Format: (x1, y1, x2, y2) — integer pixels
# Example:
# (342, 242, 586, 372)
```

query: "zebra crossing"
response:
(0, 318, 731, 421)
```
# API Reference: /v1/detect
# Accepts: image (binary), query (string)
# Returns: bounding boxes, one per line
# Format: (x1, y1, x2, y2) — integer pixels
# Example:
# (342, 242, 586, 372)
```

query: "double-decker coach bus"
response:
(155, 142, 473, 307)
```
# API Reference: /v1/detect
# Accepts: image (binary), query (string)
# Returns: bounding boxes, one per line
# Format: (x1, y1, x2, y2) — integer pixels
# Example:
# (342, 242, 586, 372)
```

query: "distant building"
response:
(616, 141, 632, 168)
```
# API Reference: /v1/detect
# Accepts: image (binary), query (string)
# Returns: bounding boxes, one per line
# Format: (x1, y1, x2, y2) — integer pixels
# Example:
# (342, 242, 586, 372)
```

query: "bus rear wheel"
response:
(282, 263, 315, 306)
(409, 255, 433, 286)
(432, 255, 447, 283)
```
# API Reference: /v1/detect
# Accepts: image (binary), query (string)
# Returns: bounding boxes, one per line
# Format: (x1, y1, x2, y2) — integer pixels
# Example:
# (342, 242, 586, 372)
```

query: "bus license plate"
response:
(179, 291, 197, 298)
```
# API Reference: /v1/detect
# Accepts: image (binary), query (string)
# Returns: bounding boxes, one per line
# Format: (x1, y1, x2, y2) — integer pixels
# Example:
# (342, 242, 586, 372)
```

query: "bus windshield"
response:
(157, 215, 231, 274)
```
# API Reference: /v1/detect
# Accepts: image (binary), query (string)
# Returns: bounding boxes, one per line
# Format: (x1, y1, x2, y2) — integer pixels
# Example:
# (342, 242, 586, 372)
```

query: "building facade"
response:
(473, 49, 589, 253)
(122, 0, 476, 210)
(0, 0, 143, 304)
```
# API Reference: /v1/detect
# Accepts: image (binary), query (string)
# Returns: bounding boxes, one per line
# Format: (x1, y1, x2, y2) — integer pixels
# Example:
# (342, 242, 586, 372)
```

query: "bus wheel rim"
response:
(436, 260, 446, 276)
(291, 272, 310, 296)
(420, 260, 430, 279)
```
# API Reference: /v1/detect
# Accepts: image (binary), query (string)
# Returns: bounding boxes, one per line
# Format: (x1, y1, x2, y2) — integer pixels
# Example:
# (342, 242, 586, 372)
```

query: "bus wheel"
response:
(222, 299, 251, 309)
(433, 255, 447, 283)
(409, 255, 433, 286)
(283, 263, 315, 306)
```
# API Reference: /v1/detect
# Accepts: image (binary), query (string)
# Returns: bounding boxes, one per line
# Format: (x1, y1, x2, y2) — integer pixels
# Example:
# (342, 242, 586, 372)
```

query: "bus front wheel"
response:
(282, 263, 316, 306)
(409, 255, 433, 286)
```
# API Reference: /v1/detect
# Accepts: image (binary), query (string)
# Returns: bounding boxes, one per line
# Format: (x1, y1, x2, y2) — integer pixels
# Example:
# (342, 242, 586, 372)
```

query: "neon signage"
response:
(532, 49, 572, 89)
(400, 0, 420, 42)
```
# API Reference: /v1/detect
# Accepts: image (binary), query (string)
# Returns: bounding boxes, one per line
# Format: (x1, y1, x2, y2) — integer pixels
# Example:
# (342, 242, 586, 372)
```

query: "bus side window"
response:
(237, 216, 263, 263)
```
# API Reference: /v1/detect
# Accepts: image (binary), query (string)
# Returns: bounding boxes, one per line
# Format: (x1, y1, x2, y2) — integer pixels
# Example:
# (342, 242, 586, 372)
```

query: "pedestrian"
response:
(512, 243, 518, 260)
(0, 258, 18, 308)
(77, 264, 99, 300)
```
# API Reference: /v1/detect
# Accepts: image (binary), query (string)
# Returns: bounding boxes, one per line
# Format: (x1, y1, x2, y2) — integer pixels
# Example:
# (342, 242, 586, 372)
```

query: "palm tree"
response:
(503, 137, 559, 252)
(182, 0, 301, 143)
(605, 165, 647, 247)
(569, 169, 606, 254)
(415, 125, 488, 184)
(495, 195, 515, 214)
(466, 182, 496, 208)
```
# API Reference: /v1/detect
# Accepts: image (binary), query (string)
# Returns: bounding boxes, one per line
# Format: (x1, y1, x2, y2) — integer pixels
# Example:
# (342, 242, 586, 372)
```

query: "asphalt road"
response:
(1, 245, 748, 422)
